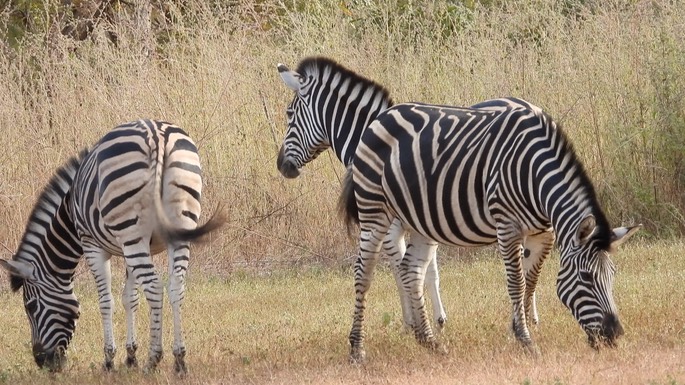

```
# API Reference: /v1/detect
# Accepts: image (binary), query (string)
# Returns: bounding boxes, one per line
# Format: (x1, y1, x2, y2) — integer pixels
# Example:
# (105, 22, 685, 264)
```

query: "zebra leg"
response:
(122, 267, 139, 367)
(400, 233, 445, 353)
(84, 246, 117, 370)
(522, 230, 555, 326)
(425, 247, 447, 330)
(123, 241, 164, 372)
(384, 219, 414, 330)
(167, 242, 190, 375)
(497, 225, 538, 355)
(349, 228, 385, 364)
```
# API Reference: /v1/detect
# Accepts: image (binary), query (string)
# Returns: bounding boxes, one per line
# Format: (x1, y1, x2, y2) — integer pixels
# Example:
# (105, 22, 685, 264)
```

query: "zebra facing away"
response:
(339, 96, 641, 362)
(275, 58, 545, 331)
(0, 120, 224, 373)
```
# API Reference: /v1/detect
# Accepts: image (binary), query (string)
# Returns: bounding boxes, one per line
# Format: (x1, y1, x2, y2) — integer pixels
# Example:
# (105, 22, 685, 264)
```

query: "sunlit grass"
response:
(1, 241, 683, 384)
(1, 1, 685, 383)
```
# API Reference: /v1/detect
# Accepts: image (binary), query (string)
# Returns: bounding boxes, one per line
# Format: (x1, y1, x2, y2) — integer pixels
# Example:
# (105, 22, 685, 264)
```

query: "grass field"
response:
(1, 1, 685, 384)
(1, 241, 684, 384)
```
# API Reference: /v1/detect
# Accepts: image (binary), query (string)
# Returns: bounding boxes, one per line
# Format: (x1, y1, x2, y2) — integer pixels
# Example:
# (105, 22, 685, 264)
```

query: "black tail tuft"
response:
(160, 206, 226, 243)
(337, 166, 359, 238)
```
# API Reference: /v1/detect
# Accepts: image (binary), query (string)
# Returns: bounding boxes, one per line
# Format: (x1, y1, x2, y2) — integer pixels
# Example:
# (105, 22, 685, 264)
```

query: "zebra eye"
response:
(579, 270, 594, 284)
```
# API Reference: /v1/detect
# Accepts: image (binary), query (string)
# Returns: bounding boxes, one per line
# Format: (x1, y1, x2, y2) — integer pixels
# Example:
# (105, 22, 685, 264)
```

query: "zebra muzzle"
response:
(276, 148, 301, 179)
(33, 343, 67, 372)
(601, 313, 624, 342)
(587, 313, 624, 349)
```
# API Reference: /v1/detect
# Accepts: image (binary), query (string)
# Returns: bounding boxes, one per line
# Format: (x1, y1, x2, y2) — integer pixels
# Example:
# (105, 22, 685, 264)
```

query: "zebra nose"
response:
(33, 343, 46, 368)
(277, 147, 301, 178)
(602, 313, 624, 341)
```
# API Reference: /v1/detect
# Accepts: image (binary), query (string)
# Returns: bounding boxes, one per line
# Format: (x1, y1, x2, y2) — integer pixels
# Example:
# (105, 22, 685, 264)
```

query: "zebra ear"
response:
(610, 224, 642, 249)
(576, 215, 597, 245)
(277, 63, 304, 92)
(0, 259, 34, 280)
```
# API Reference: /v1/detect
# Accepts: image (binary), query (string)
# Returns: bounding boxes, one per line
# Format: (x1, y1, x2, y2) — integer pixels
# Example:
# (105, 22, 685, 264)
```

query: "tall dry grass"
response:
(0, 0, 684, 271)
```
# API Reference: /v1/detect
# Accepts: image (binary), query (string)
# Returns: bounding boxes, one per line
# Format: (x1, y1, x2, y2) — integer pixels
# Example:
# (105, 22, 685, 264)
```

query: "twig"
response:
(227, 222, 326, 260)
(557, 95, 582, 125)
(0, 242, 13, 255)
(260, 89, 280, 153)
(327, 151, 343, 184)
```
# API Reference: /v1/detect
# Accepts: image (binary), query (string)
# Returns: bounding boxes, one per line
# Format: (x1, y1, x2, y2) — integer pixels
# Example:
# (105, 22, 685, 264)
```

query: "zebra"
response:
(276, 57, 447, 331)
(338, 96, 641, 362)
(275, 57, 545, 330)
(0, 120, 224, 373)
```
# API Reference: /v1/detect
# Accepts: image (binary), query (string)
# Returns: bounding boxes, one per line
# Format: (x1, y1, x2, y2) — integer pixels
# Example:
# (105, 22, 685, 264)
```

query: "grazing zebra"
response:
(276, 57, 545, 331)
(0, 120, 224, 373)
(338, 96, 641, 362)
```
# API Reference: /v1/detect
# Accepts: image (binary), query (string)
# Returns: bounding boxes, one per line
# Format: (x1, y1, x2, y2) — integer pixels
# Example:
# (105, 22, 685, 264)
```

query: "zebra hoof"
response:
(102, 360, 114, 372)
(125, 343, 138, 368)
(173, 349, 187, 376)
(523, 343, 541, 358)
(174, 359, 188, 376)
(349, 348, 366, 364)
(125, 356, 138, 368)
(143, 352, 163, 374)
(437, 316, 447, 330)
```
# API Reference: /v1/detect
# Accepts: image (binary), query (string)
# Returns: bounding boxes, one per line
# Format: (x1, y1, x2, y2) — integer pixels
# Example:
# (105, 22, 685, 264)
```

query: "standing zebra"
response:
(1, 120, 224, 373)
(276, 57, 545, 331)
(339, 97, 640, 362)
(276, 57, 447, 330)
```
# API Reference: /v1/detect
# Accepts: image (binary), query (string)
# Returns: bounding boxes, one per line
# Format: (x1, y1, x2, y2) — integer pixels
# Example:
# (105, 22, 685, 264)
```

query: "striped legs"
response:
(167, 242, 190, 375)
(522, 230, 555, 326)
(386, 219, 447, 331)
(122, 267, 139, 367)
(83, 245, 116, 370)
(497, 223, 538, 354)
(424, 248, 447, 329)
(349, 227, 386, 363)
(122, 240, 164, 372)
(399, 232, 444, 352)
(384, 220, 412, 330)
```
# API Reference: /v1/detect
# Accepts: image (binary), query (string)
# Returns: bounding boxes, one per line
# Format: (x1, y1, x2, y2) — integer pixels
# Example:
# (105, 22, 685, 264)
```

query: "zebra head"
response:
(276, 62, 330, 179)
(556, 215, 641, 348)
(1, 258, 80, 372)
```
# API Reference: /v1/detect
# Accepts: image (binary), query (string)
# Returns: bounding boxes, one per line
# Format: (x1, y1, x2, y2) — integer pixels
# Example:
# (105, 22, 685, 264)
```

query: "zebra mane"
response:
(9, 148, 88, 291)
(295, 56, 394, 107)
(552, 115, 613, 251)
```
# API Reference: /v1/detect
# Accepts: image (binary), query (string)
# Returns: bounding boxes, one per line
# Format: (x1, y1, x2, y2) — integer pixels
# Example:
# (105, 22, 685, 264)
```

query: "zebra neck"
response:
(546, 189, 611, 253)
(17, 189, 82, 282)
(308, 62, 392, 166)
(13, 155, 84, 285)
(329, 102, 389, 166)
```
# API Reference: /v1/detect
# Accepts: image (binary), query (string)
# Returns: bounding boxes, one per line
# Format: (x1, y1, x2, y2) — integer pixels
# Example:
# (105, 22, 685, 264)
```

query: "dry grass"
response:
(1, 1, 685, 383)
(0, 242, 684, 384)
(1, 2, 684, 268)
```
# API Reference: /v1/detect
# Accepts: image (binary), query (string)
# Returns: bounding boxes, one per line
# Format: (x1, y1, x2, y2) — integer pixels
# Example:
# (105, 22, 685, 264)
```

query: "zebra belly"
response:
(387, 194, 499, 248)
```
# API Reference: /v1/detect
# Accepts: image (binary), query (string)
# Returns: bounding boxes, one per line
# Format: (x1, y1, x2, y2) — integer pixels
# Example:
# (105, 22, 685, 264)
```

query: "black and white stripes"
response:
(339, 97, 640, 361)
(1, 120, 224, 373)
(273, 52, 642, 363)
(277, 57, 449, 330)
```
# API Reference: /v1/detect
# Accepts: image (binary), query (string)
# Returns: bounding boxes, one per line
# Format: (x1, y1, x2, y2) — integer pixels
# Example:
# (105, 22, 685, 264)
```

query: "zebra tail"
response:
(152, 138, 226, 244)
(337, 166, 359, 238)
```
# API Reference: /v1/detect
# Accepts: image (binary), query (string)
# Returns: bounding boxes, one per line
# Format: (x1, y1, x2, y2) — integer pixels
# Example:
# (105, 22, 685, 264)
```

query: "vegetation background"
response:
(0, 0, 683, 384)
